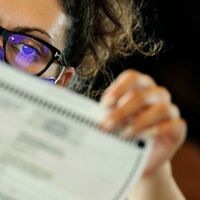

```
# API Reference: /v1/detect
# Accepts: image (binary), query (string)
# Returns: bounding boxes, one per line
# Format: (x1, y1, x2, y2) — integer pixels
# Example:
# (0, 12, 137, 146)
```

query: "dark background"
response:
(111, 0, 200, 143)
(121, 2, 200, 198)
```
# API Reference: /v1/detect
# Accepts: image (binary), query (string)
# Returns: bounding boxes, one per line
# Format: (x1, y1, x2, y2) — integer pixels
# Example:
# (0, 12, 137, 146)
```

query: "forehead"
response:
(0, 0, 69, 48)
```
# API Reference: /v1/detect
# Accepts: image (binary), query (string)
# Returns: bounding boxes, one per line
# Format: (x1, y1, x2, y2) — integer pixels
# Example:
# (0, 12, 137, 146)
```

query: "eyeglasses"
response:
(0, 27, 66, 84)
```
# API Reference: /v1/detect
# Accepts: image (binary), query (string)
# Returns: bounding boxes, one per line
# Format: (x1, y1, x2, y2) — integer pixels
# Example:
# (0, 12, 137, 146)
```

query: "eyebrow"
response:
(13, 26, 51, 39)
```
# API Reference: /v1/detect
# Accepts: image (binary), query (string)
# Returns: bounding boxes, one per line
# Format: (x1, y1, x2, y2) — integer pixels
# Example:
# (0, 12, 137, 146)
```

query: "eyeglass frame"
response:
(0, 26, 66, 83)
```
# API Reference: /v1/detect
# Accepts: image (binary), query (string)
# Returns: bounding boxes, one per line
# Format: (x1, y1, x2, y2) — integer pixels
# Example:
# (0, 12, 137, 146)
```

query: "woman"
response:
(0, 0, 186, 199)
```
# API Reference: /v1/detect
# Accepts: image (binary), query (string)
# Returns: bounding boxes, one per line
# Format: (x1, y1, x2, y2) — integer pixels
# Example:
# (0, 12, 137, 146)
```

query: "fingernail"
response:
(145, 94, 159, 105)
(102, 118, 116, 131)
(120, 126, 135, 138)
(140, 127, 159, 137)
(101, 96, 116, 108)
(169, 106, 180, 119)
(137, 76, 151, 88)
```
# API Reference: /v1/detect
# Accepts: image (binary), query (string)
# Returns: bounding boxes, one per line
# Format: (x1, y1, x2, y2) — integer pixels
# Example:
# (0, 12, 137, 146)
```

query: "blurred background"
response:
(129, 0, 200, 199)
(104, 0, 200, 199)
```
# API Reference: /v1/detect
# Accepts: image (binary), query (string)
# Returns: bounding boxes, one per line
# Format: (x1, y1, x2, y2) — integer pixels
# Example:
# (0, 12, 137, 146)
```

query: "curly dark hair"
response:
(58, 0, 163, 96)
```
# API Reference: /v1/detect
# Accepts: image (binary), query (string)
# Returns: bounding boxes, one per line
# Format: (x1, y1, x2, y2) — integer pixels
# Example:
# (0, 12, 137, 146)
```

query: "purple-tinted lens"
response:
(6, 34, 52, 74)
(0, 47, 5, 62)
(40, 77, 56, 84)
(10, 35, 26, 45)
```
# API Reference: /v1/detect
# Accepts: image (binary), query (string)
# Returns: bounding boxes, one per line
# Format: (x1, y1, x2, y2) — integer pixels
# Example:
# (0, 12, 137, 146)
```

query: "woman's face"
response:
(0, 0, 73, 85)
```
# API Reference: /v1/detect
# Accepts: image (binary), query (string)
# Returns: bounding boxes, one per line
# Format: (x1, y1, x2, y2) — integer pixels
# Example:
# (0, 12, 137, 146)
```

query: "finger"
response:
(120, 103, 180, 138)
(143, 119, 187, 176)
(100, 70, 156, 107)
(101, 87, 171, 131)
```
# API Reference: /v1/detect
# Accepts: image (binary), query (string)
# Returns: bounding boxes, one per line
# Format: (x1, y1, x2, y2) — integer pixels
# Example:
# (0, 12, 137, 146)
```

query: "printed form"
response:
(0, 64, 152, 200)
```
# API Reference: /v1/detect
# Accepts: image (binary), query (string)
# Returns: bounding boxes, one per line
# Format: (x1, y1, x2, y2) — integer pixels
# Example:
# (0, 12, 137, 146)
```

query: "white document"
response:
(0, 63, 152, 200)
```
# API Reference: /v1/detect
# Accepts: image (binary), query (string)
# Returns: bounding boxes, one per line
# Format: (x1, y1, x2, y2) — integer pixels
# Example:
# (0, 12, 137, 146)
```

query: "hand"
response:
(100, 69, 187, 175)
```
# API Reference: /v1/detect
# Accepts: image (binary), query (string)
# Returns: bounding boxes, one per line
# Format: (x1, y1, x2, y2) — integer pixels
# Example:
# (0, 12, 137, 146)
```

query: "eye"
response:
(16, 44, 40, 56)
(11, 44, 40, 64)
(22, 44, 37, 55)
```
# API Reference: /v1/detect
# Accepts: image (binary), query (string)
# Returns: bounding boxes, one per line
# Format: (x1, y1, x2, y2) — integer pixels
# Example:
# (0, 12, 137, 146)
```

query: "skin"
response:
(0, 0, 187, 199)
(0, 0, 67, 48)
(100, 70, 187, 175)
(0, 0, 74, 84)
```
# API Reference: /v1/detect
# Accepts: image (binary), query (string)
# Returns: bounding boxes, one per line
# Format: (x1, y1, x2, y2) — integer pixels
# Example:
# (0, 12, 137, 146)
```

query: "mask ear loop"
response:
(54, 65, 66, 85)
